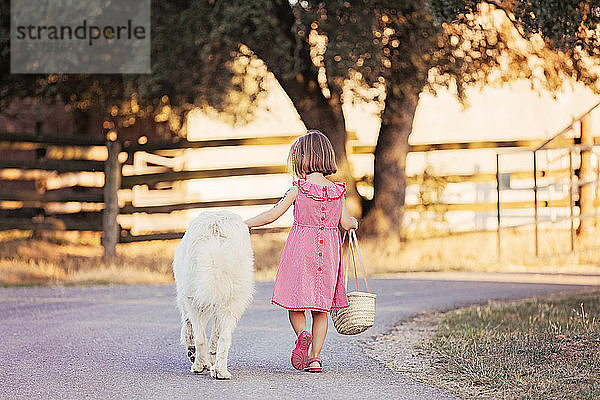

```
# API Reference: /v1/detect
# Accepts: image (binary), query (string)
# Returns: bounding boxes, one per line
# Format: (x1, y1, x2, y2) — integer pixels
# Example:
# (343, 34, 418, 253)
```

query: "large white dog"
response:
(173, 211, 254, 380)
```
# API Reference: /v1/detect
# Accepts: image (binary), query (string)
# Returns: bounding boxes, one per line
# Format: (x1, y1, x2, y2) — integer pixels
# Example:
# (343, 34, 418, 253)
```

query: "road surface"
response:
(0, 274, 595, 399)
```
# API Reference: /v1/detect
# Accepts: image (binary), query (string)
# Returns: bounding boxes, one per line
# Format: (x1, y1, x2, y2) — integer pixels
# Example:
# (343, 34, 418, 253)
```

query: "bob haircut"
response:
(288, 130, 337, 178)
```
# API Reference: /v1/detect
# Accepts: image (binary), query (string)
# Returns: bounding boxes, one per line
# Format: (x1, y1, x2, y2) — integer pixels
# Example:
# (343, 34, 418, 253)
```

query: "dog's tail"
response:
(188, 212, 245, 242)
(209, 220, 225, 238)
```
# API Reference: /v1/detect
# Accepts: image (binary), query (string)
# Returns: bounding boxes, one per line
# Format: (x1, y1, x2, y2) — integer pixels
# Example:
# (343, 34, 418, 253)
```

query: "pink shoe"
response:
(306, 357, 323, 373)
(291, 331, 312, 370)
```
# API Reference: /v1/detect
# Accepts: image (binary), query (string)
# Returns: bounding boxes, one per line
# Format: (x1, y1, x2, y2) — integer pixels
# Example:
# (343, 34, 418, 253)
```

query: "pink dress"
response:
(271, 178, 350, 312)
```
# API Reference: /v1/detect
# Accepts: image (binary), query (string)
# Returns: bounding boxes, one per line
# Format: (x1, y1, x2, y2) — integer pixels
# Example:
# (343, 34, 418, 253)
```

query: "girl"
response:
(244, 130, 358, 373)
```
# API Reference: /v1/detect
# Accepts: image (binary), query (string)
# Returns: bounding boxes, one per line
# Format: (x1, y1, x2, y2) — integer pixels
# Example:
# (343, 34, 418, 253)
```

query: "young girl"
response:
(244, 130, 358, 373)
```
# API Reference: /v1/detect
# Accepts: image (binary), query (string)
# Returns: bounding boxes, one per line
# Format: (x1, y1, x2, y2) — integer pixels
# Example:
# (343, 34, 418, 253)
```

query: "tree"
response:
(0, 1, 274, 133)
(295, 0, 600, 236)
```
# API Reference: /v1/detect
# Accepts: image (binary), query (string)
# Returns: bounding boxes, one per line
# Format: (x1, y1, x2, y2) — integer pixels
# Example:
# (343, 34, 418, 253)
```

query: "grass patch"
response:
(427, 291, 600, 399)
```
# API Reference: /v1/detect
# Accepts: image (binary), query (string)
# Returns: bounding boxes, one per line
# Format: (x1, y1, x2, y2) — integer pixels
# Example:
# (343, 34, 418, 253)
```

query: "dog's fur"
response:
(173, 211, 254, 379)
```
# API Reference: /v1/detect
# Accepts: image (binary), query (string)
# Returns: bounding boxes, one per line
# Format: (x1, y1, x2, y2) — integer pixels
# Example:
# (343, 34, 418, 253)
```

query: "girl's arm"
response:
(244, 186, 298, 228)
(340, 196, 359, 230)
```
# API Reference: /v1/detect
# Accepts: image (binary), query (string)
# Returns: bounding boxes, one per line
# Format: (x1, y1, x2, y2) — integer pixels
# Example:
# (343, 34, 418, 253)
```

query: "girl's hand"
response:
(340, 197, 358, 231)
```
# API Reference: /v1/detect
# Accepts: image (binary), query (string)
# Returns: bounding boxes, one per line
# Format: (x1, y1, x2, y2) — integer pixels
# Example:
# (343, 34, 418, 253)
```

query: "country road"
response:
(0, 275, 596, 400)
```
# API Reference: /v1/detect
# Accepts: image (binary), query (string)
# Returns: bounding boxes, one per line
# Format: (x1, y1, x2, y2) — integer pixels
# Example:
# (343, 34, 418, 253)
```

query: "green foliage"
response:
(2, 0, 599, 135)
(430, 0, 600, 55)
(428, 0, 600, 90)
(0, 0, 285, 131)
(141, 0, 295, 124)
(302, 0, 599, 108)
(513, 0, 600, 56)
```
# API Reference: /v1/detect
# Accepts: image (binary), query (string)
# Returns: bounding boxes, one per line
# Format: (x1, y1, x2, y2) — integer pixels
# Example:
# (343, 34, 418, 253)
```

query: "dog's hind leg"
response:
(178, 297, 196, 364)
(210, 313, 237, 380)
(208, 315, 220, 366)
(181, 319, 195, 364)
(188, 307, 211, 374)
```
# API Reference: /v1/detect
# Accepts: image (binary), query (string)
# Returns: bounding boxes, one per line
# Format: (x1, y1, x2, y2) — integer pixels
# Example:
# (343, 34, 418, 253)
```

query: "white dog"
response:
(173, 211, 254, 380)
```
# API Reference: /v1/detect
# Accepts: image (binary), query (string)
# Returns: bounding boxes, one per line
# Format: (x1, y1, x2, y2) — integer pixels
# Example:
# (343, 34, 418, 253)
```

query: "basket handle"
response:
(350, 229, 370, 293)
(341, 229, 371, 293)
(341, 231, 357, 292)
(341, 231, 351, 291)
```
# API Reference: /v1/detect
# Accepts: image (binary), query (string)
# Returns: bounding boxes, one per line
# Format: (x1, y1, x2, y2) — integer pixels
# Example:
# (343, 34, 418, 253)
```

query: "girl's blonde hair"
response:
(288, 130, 337, 178)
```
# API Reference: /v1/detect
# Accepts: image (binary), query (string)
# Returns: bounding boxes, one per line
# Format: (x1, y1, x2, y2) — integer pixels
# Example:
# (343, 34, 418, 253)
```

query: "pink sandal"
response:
(306, 357, 323, 373)
(291, 331, 312, 370)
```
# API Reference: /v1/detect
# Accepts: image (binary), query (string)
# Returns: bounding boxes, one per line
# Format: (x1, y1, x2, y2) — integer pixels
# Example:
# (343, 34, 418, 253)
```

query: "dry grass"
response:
(0, 230, 288, 285)
(425, 291, 600, 400)
(371, 227, 600, 274)
(254, 228, 600, 279)
(2, 227, 600, 286)
(0, 230, 177, 286)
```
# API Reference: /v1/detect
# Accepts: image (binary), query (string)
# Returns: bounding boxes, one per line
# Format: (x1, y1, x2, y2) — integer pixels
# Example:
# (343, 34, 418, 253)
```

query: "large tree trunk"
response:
(361, 87, 419, 237)
(250, 1, 363, 215)
(277, 74, 362, 215)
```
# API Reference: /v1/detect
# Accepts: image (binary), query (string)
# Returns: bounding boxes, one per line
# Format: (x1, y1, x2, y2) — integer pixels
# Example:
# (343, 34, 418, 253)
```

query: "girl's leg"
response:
(288, 310, 307, 336)
(309, 311, 327, 365)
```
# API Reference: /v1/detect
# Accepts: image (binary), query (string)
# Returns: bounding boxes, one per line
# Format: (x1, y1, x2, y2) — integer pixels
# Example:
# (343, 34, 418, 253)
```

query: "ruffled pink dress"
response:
(271, 179, 350, 312)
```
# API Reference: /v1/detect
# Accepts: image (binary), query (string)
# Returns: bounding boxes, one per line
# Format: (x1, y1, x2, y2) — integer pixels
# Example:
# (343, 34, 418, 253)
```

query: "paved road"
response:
(0, 276, 596, 400)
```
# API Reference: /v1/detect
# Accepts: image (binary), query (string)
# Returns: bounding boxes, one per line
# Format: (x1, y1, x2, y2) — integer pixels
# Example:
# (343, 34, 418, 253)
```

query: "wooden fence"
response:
(496, 102, 600, 259)
(1, 130, 598, 259)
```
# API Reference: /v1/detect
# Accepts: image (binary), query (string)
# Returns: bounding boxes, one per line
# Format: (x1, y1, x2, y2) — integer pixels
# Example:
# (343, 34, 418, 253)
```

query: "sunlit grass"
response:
(1, 228, 600, 286)
(426, 291, 600, 399)
(0, 230, 287, 285)
(0, 230, 176, 286)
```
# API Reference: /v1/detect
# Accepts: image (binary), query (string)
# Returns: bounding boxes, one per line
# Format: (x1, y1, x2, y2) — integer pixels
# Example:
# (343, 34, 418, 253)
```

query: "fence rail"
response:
(0, 190, 104, 203)
(0, 132, 105, 146)
(0, 159, 104, 172)
(121, 165, 289, 188)
(0, 217, 102, 231)
(119, 197, 282, 214)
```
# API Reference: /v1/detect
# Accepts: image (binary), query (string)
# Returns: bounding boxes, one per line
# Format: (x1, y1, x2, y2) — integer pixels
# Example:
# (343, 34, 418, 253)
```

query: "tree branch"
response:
(480, 0, 529, 42)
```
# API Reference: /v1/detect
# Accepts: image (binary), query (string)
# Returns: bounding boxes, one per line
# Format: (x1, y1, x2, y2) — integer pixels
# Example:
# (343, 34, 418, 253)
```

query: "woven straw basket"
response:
(331, 230, 376, 335)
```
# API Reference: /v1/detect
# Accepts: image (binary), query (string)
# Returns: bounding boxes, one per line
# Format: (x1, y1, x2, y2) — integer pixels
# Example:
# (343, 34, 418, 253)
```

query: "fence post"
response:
(533, 150, 539, 257)
(577, 113, 594, 235)
(33, 121, 46, 240)
(496, 153, 501, 262)
(103, 139, 121, 260)
(569, 150, 575, 252)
